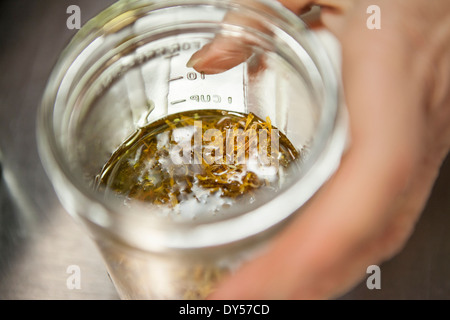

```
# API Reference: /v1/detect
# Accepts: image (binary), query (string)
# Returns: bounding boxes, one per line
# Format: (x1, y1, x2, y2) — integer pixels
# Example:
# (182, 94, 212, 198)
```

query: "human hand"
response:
(190, 0, 450, 299)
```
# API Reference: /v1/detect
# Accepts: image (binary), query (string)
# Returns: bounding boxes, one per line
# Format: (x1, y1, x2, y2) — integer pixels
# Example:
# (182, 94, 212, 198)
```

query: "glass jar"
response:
(37, 0, 347, 299)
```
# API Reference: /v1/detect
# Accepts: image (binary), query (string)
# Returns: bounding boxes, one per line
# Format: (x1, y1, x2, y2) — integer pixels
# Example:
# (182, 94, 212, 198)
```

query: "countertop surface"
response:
(0, 0, 449, 300)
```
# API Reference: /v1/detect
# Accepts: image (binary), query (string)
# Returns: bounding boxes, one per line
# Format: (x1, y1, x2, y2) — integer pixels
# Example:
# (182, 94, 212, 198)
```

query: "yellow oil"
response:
(95, 109, 300, 215)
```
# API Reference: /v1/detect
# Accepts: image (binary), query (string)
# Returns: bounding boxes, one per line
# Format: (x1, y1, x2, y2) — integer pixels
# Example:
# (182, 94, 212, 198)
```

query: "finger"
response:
(186, 4, 273, 75)
(187, 0, 352, 74)
(209, 20, 428, 300)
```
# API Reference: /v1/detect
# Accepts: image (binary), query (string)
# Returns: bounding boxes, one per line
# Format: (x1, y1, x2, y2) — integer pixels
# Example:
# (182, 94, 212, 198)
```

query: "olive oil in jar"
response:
(95, 109, 300, 218)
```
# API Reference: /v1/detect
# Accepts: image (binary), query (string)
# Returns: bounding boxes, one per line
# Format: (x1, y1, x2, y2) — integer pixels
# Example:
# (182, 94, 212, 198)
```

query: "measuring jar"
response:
(37, 0, 347, 299)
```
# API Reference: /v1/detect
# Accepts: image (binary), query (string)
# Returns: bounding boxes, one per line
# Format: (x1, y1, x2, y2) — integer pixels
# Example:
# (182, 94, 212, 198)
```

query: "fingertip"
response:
(186, 37, 252, 74)
(186, 44, 209, 69)
(186, 56, 201, 69)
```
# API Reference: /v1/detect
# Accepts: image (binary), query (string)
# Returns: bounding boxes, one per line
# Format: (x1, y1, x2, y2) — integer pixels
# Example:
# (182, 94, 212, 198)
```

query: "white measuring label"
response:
(167, 40, 247, 114)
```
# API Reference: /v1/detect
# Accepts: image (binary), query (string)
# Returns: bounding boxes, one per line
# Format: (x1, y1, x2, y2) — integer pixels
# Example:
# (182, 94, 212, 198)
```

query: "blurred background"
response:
(0, 0, 449, 299)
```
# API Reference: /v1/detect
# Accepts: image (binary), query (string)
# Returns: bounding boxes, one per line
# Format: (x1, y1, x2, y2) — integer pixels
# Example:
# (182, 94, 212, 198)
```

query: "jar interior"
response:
(52, 2, 328, 223)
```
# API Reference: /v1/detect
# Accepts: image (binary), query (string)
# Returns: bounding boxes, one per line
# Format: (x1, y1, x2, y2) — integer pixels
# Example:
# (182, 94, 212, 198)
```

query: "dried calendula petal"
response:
(244, 112, 254, 130)
(266, 116, 272, 134)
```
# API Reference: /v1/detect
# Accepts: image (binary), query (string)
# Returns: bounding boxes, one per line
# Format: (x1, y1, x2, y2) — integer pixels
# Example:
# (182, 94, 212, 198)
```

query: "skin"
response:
(189, 0, 450, 299)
